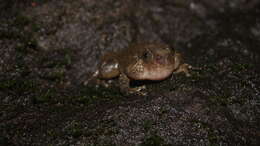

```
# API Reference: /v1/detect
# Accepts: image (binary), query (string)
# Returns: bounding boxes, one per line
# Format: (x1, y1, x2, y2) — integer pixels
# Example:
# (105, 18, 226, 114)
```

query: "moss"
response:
(47, 129, 58, 139)
(143, 120, 153, 132)
(0, 136, 11, 146)
(51, 70, 65, 81)
(64, 121, 84, 138)
(231, 63, 254, 73)
(1, 14, 39, 54)
(39, 48, 72, 69)
(72, 86, 122, 105)
(0, 79, 37, 95)
(209, 92, 232, 106)
(64, 53, 72, 67)
(0, 30, 21, 40)
(70, 127, 83, 138)
(192, 120, 223, 145)
(140, 134, 167, 146)
(0, 80, 17, 90)
(15, 39, 38, 54)
(33, 88, 57, 104)
(14, 14, 31, 27)
(31, 22, 41, 33)
(42, 70, 65, 81)
(0, 15, 29, 39)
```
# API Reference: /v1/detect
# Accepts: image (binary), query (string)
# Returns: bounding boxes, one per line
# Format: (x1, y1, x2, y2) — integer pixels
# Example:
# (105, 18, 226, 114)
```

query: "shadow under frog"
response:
(86, 43, 191, 95)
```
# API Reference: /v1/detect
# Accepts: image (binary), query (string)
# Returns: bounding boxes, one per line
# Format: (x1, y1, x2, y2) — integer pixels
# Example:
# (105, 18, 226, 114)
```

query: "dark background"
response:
(0, 0, 260, 145)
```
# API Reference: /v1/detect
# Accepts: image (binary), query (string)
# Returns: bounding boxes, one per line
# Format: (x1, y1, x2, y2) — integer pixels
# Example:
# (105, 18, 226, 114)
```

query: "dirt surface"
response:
(1, 0, 260, 145)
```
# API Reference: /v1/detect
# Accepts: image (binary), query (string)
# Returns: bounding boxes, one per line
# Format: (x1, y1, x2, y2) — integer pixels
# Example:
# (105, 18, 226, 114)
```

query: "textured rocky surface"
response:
(0, 0, 260, 145)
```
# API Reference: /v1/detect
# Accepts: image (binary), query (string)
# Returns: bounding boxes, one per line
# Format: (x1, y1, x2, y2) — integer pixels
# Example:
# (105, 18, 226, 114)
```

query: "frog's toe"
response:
(122, 85, 147, 96)
(137, 90, 148, 96)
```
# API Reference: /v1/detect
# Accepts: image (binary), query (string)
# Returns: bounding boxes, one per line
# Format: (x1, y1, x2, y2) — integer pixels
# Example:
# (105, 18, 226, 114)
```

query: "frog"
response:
(86, 43, 191, 95)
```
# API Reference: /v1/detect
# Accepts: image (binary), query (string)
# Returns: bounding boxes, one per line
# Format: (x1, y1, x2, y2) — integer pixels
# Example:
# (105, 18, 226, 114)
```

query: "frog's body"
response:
(92, 43, 191, 95)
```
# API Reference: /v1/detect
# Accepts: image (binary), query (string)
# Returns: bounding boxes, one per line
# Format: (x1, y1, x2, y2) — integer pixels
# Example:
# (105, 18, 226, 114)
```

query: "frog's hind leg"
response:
(84, 70, 115, 88)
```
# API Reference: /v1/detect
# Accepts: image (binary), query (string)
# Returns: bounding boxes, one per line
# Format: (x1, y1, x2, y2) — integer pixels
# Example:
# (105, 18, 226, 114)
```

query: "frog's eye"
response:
(141, 50, 152, 60)
(165, 47, 175, 54)
(164, 47, 172, 51)
(142, 52, 149, 59)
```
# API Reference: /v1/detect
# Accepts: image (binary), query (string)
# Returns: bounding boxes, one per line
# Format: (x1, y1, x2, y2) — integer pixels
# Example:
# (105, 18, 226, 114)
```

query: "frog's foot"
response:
(122, 85, 147, 96)
(173, 63, 192, 77)
(130, 85, 147, 96)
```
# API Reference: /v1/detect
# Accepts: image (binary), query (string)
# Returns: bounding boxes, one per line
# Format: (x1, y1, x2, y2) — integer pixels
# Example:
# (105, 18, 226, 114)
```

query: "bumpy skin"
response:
(96, 43, 191, 95)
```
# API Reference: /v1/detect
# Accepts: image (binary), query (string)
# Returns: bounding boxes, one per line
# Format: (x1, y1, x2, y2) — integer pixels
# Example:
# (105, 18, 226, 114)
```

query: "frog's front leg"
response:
(119, 73, 147, 95)
(173, 63, 192, 77)
(84, 70, 99, 86)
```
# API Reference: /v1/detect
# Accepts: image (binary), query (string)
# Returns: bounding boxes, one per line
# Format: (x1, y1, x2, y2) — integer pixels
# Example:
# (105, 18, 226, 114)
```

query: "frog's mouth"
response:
(126, 58, 174, 81)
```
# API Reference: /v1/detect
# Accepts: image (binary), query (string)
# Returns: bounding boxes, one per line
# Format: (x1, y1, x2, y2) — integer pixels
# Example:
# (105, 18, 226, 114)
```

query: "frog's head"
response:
(126, 44, 178, 80)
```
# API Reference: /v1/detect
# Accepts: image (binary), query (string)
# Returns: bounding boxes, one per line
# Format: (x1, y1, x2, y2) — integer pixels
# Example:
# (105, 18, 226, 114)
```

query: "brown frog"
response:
(87, 43, 191, 95)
